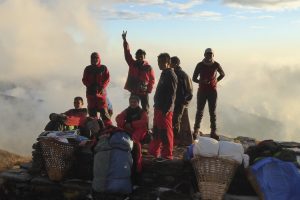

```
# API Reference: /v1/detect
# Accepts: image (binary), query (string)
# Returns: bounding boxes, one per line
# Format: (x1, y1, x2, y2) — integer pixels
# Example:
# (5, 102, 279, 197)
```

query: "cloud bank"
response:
(223, 0, 300, 11)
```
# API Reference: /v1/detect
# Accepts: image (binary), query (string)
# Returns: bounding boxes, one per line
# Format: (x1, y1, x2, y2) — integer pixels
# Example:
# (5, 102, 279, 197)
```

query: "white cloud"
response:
(165, 0, 204, 10)
(0, 0, 107, 81)
(93, 0, 209, 21)
(255, 15, 274, 19)
(96, 8, 163, 20)
(123, 0, 204, 10)
(223, 0, 300, 11)
(174, 11, 222, 20)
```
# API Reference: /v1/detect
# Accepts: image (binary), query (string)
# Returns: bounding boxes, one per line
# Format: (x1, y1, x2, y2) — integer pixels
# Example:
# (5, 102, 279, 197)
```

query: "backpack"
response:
(92, 130, 133, 194)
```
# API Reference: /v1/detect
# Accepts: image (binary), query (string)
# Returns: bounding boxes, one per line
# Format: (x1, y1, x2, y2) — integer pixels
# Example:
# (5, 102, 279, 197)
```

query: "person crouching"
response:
(115, 95, 148, 173)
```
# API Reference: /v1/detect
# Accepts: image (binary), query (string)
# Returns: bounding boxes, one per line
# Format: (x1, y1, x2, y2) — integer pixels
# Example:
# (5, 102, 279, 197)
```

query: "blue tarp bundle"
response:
(251, 157, 300, 200)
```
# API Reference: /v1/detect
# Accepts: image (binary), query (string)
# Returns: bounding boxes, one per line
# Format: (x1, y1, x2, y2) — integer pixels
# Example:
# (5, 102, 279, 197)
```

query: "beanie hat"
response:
(204, 48, 214, 54)
(129, 95, 140, 103)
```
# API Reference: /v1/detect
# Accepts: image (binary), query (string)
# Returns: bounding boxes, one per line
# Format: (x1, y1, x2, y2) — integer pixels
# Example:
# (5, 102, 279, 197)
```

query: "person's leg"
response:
(148, 109, 162, 158)
(138, 94, 149, 113)
(161, 111, 174, 160)
(95, 96, 112, 127)
(208, 90, 218, 140)
(148, 137, 162, 158)
(194, 90, 207, 138)
(87, 96, 97, 118)
(135, 93, 150, 131)
(132, 141, 142, 173)
(99, 107, 112, 127)
(173, 104, 185, 145)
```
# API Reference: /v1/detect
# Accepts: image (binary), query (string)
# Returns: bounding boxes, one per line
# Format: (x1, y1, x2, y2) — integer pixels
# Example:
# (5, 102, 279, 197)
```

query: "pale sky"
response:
(0, 0, 300, 155)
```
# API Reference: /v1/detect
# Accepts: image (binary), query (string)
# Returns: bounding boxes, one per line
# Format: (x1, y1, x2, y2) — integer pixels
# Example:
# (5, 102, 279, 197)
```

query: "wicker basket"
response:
(40, 138, 76, 181)
(191, 155, 239, 200)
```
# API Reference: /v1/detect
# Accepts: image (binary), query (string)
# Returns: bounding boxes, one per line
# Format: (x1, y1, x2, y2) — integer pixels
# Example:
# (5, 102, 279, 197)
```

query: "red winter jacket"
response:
(115, 107, 148, 142)
(64, 108, 88, 126)
(192, 61, 225, 91)
(123, 41, 155, 95)
(82, 64, 110, 99)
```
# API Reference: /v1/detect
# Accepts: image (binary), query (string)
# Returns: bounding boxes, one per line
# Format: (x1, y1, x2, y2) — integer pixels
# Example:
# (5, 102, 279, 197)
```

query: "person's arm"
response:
(131, 111, 148, 128)
(217, 65, 225, 82)
(99, 66, 110, 90)
(192, 64, 200, 83)
(122, 31, 135, 66)
(162, 71, 177, 114)
(183, 72, 193, 104)
(115, 110, 126, 128)
(82, 67, 93, 86)
(147, 67, 155, 93)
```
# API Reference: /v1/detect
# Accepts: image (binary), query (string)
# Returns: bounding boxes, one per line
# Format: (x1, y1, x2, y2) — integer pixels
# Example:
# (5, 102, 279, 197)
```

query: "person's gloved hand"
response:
(124, 122, 133, 132)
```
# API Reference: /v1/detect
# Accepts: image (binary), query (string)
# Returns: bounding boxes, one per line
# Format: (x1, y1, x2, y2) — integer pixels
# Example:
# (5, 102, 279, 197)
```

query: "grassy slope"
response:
(0, 149, 31, 172)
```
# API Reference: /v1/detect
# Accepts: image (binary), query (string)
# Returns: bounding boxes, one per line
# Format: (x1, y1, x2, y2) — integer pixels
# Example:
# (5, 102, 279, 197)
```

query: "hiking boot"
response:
(193, 129, 203, 140)
(210, 132, 220, 141)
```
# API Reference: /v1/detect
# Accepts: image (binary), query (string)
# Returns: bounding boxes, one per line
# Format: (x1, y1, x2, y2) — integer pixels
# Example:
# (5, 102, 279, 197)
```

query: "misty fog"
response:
(1, 0, 299, 155)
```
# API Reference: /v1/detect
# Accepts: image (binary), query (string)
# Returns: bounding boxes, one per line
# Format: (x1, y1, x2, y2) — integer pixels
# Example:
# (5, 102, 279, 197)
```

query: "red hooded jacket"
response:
(123, 41, 155, 95)
(82, 53, 110, 101)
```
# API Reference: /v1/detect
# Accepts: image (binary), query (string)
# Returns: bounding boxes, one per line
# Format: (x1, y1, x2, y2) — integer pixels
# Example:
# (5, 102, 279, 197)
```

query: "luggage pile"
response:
(244, 140, 300, 200)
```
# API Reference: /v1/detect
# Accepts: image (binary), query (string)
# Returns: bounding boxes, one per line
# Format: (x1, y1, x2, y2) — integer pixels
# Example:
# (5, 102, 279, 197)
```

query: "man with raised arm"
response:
(122, 31, 155, 113)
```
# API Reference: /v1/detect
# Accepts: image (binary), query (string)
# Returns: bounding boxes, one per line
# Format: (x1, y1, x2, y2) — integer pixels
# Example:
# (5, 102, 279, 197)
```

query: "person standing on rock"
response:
(149, 53, 177, 161)
(192, 48, 225, 140)
(170, 56, 193, 146)
(82, 52, 112, 127)
(122, 31, 155, 113)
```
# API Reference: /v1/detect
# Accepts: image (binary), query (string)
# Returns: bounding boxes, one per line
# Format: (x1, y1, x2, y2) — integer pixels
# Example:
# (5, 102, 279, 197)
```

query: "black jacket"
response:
(174, 66, 193, 106)
(154, 68, 178, 114)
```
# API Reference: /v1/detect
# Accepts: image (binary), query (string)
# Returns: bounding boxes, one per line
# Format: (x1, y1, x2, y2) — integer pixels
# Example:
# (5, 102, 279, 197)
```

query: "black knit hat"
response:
(129, 95, 140, 102)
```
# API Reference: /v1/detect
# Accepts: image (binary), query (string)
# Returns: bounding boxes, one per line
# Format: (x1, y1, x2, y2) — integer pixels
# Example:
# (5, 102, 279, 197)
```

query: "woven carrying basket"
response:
(191, 155, 239, 200)
(40, 138, 75, 181)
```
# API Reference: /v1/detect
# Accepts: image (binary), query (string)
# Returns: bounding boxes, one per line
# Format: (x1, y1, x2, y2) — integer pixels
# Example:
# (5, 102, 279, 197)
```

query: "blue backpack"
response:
(250, 157, 300, 200)
(92, 130, 133, 194)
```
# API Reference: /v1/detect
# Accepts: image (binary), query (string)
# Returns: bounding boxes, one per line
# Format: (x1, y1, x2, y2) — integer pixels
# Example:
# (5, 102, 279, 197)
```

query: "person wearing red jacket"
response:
(44, 96, 88, 131)
(116, 95, 148, 173)
(192, 48, 225, 140)
(82, 52, 112, 126)
(122, 31, 155, 112)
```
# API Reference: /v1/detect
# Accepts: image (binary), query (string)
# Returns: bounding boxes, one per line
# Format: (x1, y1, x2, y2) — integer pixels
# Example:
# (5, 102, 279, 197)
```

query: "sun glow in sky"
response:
(0, 0, 300, 154)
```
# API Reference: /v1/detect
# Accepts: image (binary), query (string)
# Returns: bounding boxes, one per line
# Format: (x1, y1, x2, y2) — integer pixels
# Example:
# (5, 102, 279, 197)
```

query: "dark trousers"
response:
(88, 107, 112, 127)
(172, 104, 186, 137)
(194, 89, 217, 133)
(131, 93, 149, 113)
